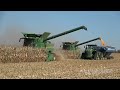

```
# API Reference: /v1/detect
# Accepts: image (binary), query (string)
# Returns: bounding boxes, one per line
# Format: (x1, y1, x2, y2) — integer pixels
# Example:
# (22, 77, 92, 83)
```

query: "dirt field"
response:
(0, 53, 120, 79)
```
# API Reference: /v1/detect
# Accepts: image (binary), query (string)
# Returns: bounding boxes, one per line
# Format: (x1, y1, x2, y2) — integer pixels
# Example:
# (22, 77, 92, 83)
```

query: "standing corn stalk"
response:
(0, 45, 47, 63)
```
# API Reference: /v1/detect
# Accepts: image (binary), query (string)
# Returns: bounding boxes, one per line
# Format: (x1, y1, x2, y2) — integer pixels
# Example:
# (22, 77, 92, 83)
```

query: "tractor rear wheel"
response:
(94, 51, 100, 60)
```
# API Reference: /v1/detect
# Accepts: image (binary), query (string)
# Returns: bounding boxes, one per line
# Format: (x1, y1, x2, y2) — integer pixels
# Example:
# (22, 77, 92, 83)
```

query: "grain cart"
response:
(76, 37, 116, 60)
(19, 26, 87, 61)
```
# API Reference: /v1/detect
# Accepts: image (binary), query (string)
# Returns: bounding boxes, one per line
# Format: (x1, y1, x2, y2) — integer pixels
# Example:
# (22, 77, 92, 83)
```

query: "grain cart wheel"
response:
(101, 52, 105, 60)
(98, 52, 103, 60)
(107, 56, 114, 59)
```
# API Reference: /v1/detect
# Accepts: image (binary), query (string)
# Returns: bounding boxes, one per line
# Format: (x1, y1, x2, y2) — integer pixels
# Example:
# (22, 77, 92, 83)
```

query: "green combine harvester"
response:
(19, 26, 87, 61)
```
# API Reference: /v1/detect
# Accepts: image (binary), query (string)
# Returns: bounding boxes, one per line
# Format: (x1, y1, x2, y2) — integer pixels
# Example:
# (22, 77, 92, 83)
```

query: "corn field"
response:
(61, 50, 81, 59)
(0, 45, 47, 63)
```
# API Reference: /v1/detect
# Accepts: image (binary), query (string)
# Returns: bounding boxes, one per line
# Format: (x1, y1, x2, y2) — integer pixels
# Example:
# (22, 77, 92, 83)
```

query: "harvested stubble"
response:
(0, 53, 119, 79)
(0, 45, 47, 63)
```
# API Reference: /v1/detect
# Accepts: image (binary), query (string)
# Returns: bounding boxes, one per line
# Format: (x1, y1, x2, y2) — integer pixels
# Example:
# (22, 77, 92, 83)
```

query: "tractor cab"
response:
(81, 44, 98, 59)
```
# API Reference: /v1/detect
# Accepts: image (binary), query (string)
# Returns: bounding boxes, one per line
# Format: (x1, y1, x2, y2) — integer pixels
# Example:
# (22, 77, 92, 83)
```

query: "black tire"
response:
(94, 52, 97, 60)
(81, 53, 85, 59)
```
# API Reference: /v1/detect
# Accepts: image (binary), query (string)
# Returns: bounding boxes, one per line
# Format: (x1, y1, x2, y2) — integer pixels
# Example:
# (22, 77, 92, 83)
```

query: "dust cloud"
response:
(0, 25, 25, 46)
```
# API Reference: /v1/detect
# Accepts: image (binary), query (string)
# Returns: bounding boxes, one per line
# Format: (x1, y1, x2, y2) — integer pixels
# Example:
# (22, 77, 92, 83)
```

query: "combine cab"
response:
(62, 41, 79, 50)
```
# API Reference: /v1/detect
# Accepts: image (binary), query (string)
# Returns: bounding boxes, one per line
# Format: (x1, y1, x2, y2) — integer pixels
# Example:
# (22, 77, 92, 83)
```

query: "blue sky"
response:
(0, 11, 120, 50)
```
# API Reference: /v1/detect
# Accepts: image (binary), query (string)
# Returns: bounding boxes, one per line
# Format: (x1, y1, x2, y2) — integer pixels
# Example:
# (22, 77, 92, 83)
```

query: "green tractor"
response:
(19, 26, 87, 61)
(75, 37, 102, 59)
(81, 44, 100, 59)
